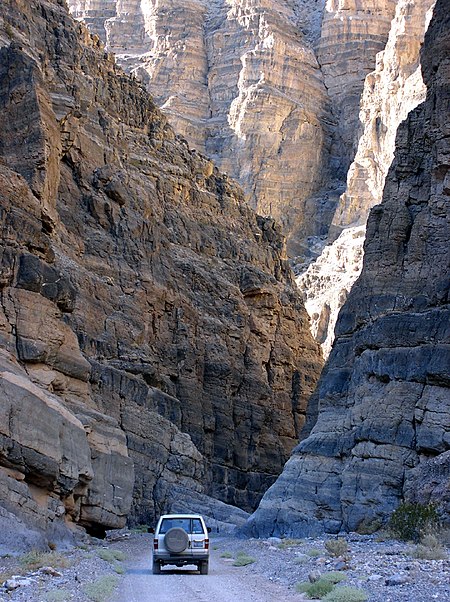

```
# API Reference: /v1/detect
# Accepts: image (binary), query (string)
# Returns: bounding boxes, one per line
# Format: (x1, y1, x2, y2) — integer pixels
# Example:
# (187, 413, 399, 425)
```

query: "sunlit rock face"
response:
(298, 0, 435, 357)
(68, 0, 396, 257)
(296, 226, 365, 358)
(243, 0, 450, 538)
(317, 0, 398, 180)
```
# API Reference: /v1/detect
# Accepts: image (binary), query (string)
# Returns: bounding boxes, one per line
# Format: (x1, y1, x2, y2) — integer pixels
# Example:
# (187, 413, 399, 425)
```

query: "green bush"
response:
(296, 579, 335, 599)
(325, 538, 348, 557)
(19, 550, 70, 570)
(278, 538, 303, 549)
(220, 551, 233, 558)
(322, 572, 347, 584)
(307, 547, 323, 557)
(113, 562, 126, 574)
(97, 549, 126, 563)
(45, 590, 72, 602)
(412, 533, 447, 560)
(388, 503, 440, 542)
(83, 576, 118, 602)
(322, 586, 368, 602)
(233, 551, 256, 566)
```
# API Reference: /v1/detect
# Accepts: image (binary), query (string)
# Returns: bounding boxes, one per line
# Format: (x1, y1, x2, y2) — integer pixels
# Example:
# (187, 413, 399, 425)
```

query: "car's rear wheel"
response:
(199, 560, 209, 575)
(164, 527, 189, 553)
(152, 559, 161, 574)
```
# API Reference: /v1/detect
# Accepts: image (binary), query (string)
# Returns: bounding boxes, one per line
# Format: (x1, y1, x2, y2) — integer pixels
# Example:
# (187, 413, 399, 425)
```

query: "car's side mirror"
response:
(207, 527, 211, 533)
(147, 527, 155, 533)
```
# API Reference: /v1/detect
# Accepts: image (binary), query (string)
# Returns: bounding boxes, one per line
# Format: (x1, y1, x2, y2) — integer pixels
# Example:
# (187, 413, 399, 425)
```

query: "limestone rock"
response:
(317, 0, 398, 178)
(298, 0, 435, 356)
(0, 0, 322, 543)
(66, 0, 336, 255)
(296, 226, 365, 357)
(0, 348, 133, 546)
(244, 0, 450, 537)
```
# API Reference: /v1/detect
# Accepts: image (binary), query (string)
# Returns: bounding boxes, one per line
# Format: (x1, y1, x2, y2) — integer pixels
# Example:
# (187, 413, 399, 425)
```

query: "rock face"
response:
(0, 0, 322, 544)
(244, 0, 450, 537)
(297, 0, 435, 356)
(66, 0, 404, 257)
(296, 226, 365, 358)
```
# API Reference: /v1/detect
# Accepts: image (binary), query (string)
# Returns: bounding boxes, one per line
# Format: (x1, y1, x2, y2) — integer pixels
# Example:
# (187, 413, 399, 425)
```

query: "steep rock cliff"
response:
(244, 0, 450, 537)
(298, 0, 435, 356)
(67, 0, 402, 257)
(0, 0, 322, 545)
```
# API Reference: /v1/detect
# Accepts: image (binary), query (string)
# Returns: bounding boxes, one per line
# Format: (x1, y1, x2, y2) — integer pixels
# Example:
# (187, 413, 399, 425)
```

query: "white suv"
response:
(151, 514, 210, 574)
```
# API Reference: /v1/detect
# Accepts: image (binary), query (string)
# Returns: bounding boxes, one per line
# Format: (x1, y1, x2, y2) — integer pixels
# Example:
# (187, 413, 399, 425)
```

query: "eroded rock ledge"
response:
(0, 0, 322, 547)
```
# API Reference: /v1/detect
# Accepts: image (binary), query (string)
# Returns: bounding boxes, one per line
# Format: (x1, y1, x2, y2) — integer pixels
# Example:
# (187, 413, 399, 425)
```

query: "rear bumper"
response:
(153, 552, 209, 565)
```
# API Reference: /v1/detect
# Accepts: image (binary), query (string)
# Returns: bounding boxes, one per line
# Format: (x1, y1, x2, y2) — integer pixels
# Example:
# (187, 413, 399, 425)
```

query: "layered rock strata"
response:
(317, 0, 397, 179)
(0, 0, 322, 544)
(298, 0, 435, 356)
(68, 0, 401, 257)
(245, 0, 450, 537)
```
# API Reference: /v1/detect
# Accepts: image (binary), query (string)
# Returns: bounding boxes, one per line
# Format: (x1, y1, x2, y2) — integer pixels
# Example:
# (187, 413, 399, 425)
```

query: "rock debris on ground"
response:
(0, 531, 449, 601)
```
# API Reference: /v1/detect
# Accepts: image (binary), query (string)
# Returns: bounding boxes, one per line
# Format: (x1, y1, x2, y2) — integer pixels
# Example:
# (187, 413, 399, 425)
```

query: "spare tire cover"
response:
(164, 528, 189, 553)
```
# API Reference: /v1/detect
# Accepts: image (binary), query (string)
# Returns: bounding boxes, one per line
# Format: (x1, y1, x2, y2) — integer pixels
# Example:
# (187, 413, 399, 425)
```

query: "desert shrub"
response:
(19, 550, 70, 570)
(356, 518, 383, 535)
(388, 503, 440, 542)
(294, 555, 309, 564)
(322, 572, 347, 584)
(325, 538, 348, 557)
(97, 549, 125, 563)
(113, 562, 126, 574)
(233, 551, 256, 566)
(83, 575, 118, 602)
(296, 578, 335, 599)
(220, 551, 233, 558)
(307, 548, 323, 557)
(412, 533, 447, 560)
(322, 585, 368, 602)
(45, 590, 71, 602)
(278, 538, 303, 549)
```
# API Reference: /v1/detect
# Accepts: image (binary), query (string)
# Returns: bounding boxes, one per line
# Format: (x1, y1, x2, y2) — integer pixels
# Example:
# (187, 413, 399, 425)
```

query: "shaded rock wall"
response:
(0, 0, 322, 543)
(244, 0, 450, 537)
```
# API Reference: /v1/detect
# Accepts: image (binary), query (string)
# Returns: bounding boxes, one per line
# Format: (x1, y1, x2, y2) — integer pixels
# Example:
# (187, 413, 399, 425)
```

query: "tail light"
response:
(153, 538, 158, 550)
(204, 538, 209, 550)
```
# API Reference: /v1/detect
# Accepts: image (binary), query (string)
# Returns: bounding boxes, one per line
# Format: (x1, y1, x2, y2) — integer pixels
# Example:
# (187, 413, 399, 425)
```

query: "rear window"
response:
(159, 518, 205, 534)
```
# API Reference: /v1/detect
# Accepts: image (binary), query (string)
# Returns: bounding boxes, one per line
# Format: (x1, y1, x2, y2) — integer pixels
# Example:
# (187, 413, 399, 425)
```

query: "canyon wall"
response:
(0, 0, 322, 548)
(245, 0, 450, 537)
(67, 1, 437, 350)
(297, 0, 435, 357)
(66, 0, 401, 257)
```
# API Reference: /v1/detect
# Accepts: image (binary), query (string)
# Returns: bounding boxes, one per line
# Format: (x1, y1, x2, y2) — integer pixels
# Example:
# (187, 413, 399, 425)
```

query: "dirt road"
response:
(112, 538, 301, 602)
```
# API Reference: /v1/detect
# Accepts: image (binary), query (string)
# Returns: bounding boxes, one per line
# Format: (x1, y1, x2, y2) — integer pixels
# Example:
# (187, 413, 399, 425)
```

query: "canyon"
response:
(0, 0, 448, 550)
(66, 0, 437, 355)
(0, 0, 321, 549)
(67, 0, 402, 259)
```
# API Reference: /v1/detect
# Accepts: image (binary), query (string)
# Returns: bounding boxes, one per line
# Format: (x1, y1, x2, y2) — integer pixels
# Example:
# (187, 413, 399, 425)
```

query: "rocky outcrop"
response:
(0, 0, 322, 545)
(244, 0, 450, 537)
(298, 0, 435, 356)
(296, 226, 365, 358)
(317, 0, 398, 179)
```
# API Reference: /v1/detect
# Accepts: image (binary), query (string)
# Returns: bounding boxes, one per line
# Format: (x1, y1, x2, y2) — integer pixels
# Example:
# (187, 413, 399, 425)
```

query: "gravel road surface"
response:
(112, 538, 300, 602)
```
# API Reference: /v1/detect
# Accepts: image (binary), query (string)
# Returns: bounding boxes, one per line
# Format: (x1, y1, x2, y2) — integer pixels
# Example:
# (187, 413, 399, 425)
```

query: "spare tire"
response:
(164, 527, 189, 553)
